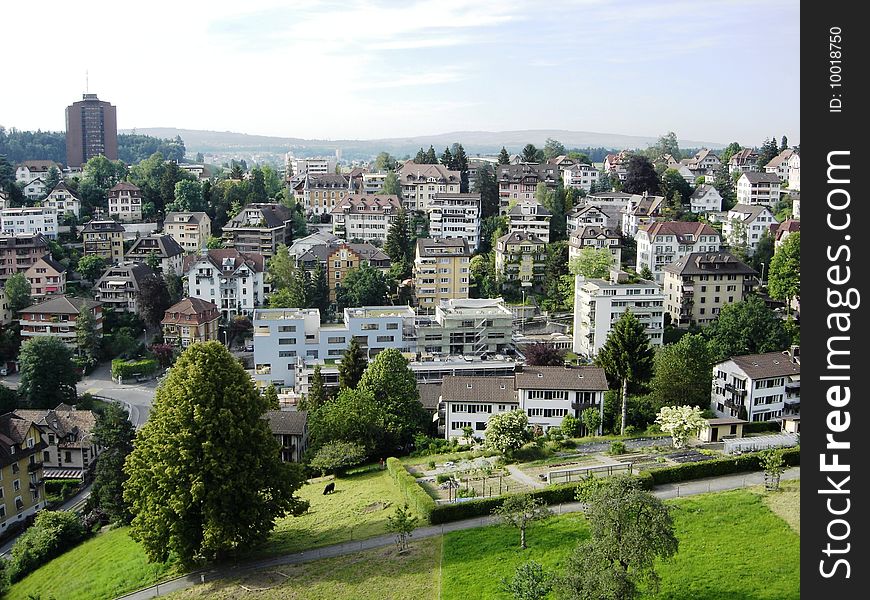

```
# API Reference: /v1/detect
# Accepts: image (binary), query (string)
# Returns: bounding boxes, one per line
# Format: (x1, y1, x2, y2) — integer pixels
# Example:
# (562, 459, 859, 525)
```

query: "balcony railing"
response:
(27, 461, 43, 473)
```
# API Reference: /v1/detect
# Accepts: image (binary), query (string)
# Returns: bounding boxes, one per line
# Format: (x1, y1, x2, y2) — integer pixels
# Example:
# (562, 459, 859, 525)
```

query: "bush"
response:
(609, 441, 626, 455)
(429, 482, 582, 525)
(510, 443, 550, 463)
(8, 511, 87, 582)
(642, 446, 800, 485)
(386, 457, 436, 521)
(44, 479, 79, 504)
(110, 358, 158, 380)
(436, 473, 454, 484)
(743, 421, 782, 434)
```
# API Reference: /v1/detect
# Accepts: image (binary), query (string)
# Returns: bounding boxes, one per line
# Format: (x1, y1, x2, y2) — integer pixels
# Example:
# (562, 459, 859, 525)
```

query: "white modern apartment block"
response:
(736, 172, 781, 207)
(689, 185, 723, 213)
(635, 221, 723, 283)
(415, 298, 514, 356)
(331, 195, 401, 244)
(572, 272, 664, 357)
(43, 182, 82, 218)
(711, 348, 800, 423)
(427, 193, 481, 250)
(507, 200, 552, 244)
(183, 249, 267, 319)
(582, 191, 635, 212)
(562, 163, 600, 192)
(568, 226, 622, 266)
(362, 172, 388, 195)
(723, 204, 778, 257)
(287, 156, 337, 177)
(397, 162, 461, 211)
(0, 207, 58, 239)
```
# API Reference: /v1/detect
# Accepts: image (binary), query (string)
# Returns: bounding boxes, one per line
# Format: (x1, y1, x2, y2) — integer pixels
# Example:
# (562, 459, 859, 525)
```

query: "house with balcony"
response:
(711, 348, 800, 422)
(662, 252, 757, 327)
(0, 234, 49, 283)
(568, 226, 622, 266)
(723, 204, 778, 257)
(93, 262, 156, 314)
(497, 163, 560, 213)
(108, 182, 143, 223)
(265, 411, 308, 463)
(495, 231, 546, 291)
(81, 219, 125, 263)
(125, 234, 185, 275)
(0, 207, 59, 240)
(291, 173, 351, 217)
(298, 242, 390, 303)
(426, 193, 481, 250)
(689, 185, 723, 214)
(13, 405, 99, 479)
(163, 212, 212, 253)
(736, 172, 782, 207)
(572, 271, 664, 356)
(183, 249, 267, 319)
(222, 203, 292, 258)
(562, 163, 600, 192)
(18, 295, 103, 349)
(567, 204, 621, 233)
(397, 162, 461, 211)
(727, 148, 760, 174)
(21, 178, 47, 203)
(635, 221, 723, 283)
(621, 194, 665, 238)
(43, 182, 82, 219)
(416, 297, 514, 357)
(603, 151, 631, 181)
(764, 149, 796, 183)
(161, 297, 220, 347)
(685, 148, 721, 177)
(331, 195, 401, 245)
(508, 200, 552, 244)
(0, 413, 47, 530)
(582, 190, 635, 212)
(25, 255, 66, 298)
(414, 238, 472, 311)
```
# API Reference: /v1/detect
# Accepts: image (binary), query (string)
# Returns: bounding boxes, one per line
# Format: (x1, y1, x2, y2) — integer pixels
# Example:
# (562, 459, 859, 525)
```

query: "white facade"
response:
(22, 178, 47, 202)
(508, 200, 551, 244)
(185, 252, 267, 319)
(736, 172, 782, 207)
(635, 223, 723, 283)
(689, 185, 723, 214)
(572, 273, 664, 357)
(0, 207, 58, 239)
(723, 204, 777, 257)
(398, 162, 461, 211)
(567, 205, 619, 233)
(361, 172, 388, 194)
(711, 350, 800, 423)
(787, 153, 800, 191)
(427, 193, 481, 250)
(288, 157, 337, 177)
(331, 195, 400, 244)
(43, 185, 81, 218)
(562, 164, 600, 192)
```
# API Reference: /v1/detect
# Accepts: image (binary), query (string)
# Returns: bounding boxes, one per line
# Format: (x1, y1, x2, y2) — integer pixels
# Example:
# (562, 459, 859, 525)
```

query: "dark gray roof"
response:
(416, 237, 470, 256)
(164, 212, 209, 225)
(265, 410, 308, 435)
(126, 235, 184, 259)
(20, 294, 101, 315)
(570, 226, 620, 241)
(418, 383, 442, 410)
(508, 203, 552, 217)
(94, 262, 157, 290)
(226, 204, 292, 229)
(730, 351, 800, 379)
(728, 204, 774, 222)
(742, 171, 781, 184)
(441, 376, 516, 403)
(515, 365, 608, 391)
(663, 252, 757, 277)
(690, 184, 721, 199)
(82, 220, 125, 234)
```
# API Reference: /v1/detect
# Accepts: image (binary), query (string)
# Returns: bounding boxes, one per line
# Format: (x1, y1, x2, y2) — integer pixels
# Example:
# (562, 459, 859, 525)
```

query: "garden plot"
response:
(414, 456, 535, 501)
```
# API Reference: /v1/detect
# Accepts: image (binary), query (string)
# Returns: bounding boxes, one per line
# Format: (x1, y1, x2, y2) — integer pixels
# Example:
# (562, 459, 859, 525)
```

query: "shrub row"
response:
(429, 482, 582, 525)
(111, 358, 158, 380)
(386, 457, 436, 521)
(642, 446, 800, 485)
(743, 421, 783, 434)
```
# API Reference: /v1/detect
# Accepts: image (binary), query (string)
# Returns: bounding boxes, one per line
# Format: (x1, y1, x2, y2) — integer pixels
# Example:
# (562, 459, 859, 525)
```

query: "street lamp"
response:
(223, 330, 229, 348)
(759, 262, 766, 288)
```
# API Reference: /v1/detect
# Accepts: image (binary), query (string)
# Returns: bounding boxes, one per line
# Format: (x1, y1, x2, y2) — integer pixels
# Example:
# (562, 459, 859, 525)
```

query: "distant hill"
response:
(121, 128, 725, 159)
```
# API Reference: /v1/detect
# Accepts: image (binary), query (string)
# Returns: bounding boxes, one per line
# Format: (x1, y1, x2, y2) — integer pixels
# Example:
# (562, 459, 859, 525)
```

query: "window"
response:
(386, 323, 398, 330)
(376, 335, 394, 342)
(327, 336, 346, 344)
(13, 480, 20, 492)
(278, 325, 296, 332)
(278, 338, 297, 345)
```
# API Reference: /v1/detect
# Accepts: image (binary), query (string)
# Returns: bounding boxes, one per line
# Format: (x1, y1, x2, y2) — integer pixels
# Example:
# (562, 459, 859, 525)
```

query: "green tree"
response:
(569, 248, 613, 279)
(751, 231, 775, 276)
(388, 504, 419, 553)
(77, 255, 107, 282)
(304, 364, 328, 412)
(756, 137, 779, 168)
(498, 147, 511, 165)
(266, 244, 296, 291)
(622, 155, 660, 195)
(18, 337, 78, 408)
(639, 265, 653, 280)
(726, 217, 750, 261)
(561, 476, 678, 600)
(544, 138, 566, 160)
(502, 561, 554, 600)
(338, 337, 368, 390)
(261, 165, 284, 198)
(703, 296, 791, 362)
(712, 164, 737, 210)
(168, 179, 205, 213)
(309, 440, 367, 476)
(595, 310, 655, 435)
(649, 131, 681, 161)
(768, 232, 800, 313)
(91, 402, 136, 524)
(780, 136, 789, 153)
(485, 409, 531, 455)
(250, 167, 267, 203)
(649, 334, 713, 410)
(719, 142, 742, 165)
(414, 148, 426, 163)
(123, 342, 307, 566)
(660, 168, 692, 206)
(7, 511, 86, 582)
(374, 152, 398, 172)
(145, 251, 162, 273)
(359, 349, 427, 452)
(308, 387, 385, 454)
(440, 146, 454, 167)
(581, 407, 602, 436)
(75, 307, 101, 362)
(138, 273, 172, 330)
(492, 494, 552, 549)
(335, 262, 389, 310)
(310, 262, 330, 316)
(522, 144, 542, 163)
(384, 208, 413, 279)
(4, 273, 31, 312)
(43, 165, 61, 196)
(475, 163, 500, 219)
(206, 235, 225, 249)
(424, 146, 438, 164)
(380, 171, 401, 196)
(561, 414, 582, 437)
(469, 252, 500, 299)
(264, 384, 280, 410)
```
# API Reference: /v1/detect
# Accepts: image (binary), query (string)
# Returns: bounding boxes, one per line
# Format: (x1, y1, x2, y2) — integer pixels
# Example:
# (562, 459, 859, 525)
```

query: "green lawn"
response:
(756, 479, 800, 534)
(168, 537, 442, 600)
(6, 527, 178, 600)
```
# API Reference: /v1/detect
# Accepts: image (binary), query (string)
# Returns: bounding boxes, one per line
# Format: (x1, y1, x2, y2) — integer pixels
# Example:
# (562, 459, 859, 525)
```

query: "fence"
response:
(547, 462, 634, 484)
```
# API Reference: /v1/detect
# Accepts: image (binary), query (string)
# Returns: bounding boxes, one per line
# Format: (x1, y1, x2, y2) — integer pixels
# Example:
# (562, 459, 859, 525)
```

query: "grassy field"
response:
(6, 527, 178, 600)
(756, 478, 800, 534)
(168, 537, 442, 600)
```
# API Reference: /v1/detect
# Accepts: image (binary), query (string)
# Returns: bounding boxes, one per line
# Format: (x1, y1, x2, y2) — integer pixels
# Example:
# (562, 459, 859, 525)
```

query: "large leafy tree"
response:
(374, 152, 398, 172)
(168, 180, 205, 213)
(498, 147, 511, 165)
(91, 402, 136, 524)
(543, 138, 566, 160)
(75, 308, 101, 362)
(660, 168, 692, 206)
(18, 337, 79, 408)
(768, 232, 800, 313)
(307, 387, 386, 455)
(137, 273, 172, 330)
(123, 342, 307, 566)
(522, 144, 543, 163)
(622, 155, 660, 195)
(595, 310, 655, 435)
(309, 441, 367, 476)
(4, 273, 31, 313)
(338, 337, 367, 390)
(266, 244, 296, 291)
(358, 349, 426, 452)
(335, 262, 389, 310)
(474, 163, 499, 219)
(655, 405, 707, 449)
(561, 476, 678, 600)
(703, 296, 791, 362)
(569, 248, 613, 279)
(649, 334, 713, 410)
(719, 142, 743, 165)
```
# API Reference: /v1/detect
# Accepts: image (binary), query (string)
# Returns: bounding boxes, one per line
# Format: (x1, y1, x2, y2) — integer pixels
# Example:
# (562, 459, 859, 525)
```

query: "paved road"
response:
(116, 467, 801, 600)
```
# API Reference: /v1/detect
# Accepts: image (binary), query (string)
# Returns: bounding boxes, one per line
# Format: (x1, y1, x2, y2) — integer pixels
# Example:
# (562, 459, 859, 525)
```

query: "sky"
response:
(1, 0, 799, 146)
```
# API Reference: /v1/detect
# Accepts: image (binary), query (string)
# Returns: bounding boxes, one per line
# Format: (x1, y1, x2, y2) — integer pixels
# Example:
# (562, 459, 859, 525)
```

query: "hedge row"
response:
(386, 458, 436, 521)
(743, 421, 783, 434)
(429, 482, 582, 525)
(111, 358, 158, 379)
(642, 446, 800, 485)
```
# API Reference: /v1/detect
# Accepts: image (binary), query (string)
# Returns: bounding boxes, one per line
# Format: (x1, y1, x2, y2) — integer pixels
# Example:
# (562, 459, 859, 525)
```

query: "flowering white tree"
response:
(655, 405, 707, 448)
(485, 409, 531, 455)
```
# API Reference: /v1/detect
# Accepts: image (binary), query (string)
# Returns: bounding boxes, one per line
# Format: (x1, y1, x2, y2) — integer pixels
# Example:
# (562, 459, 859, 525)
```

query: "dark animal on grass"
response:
(323, 482, 335, 495)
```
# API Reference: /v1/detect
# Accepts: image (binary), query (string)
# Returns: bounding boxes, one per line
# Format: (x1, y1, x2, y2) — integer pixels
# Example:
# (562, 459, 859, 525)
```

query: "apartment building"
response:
(163, 212, 212, 253)
(620, 194, 664, 238)
(496, 163, 560, 213)
(763, 149, 796, 183)
(265, 411, 309, 463)
(0, 207, 58, 240)
(415, 297, 514, 357)
(711, 348, 800, 422)
(0, 413, 47, 531)
(286, 156, 337, 177)
(81, 219, 125, 263)
(414, 238, 472, 311)
(426, 193, 481, 250)
(507, 200, 552, 244)
(736, 172, 782, 207)
(561, 163, 600, 192)
(125, 234, 184, 275)
(25, 255, 66, 299)
(15, 161, 59, 185)
(183, 249, 267, 319)
(222, 203, 292, 258)
(0, 287, 13, 326)
(331, 195, 401, 244)
(495, 231, 546, 289)
(43, 182, 82, 218)
(13, 405, 99, 478)
(292, 173, 350, 217)
(108, 182, 143, 223)
(662, 252, 757, 327)
(689, 185, 723, 213)
(65, 93, 118, 167)
(568, 226, 622, 268)
(572, 271, 664, 357)
(582, 191, 636, 212)
(161, 297, 220, 347)
(93, 262, 157, 313)
(178, 164, 212, 180)
(297, 241, 390, 302)
(18, 295, 103, 348)
(397, 162, 460, 211)
(22, 179, 47, 203)
(722, 204, 778, 257)
(603, 151, 631, 181)
(566, 205, 622, 233)
(635, 221, 723, 283)
(0, 234, 50, 283)
(361, 172, 388, 195)
(727, 148, 759, 174)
